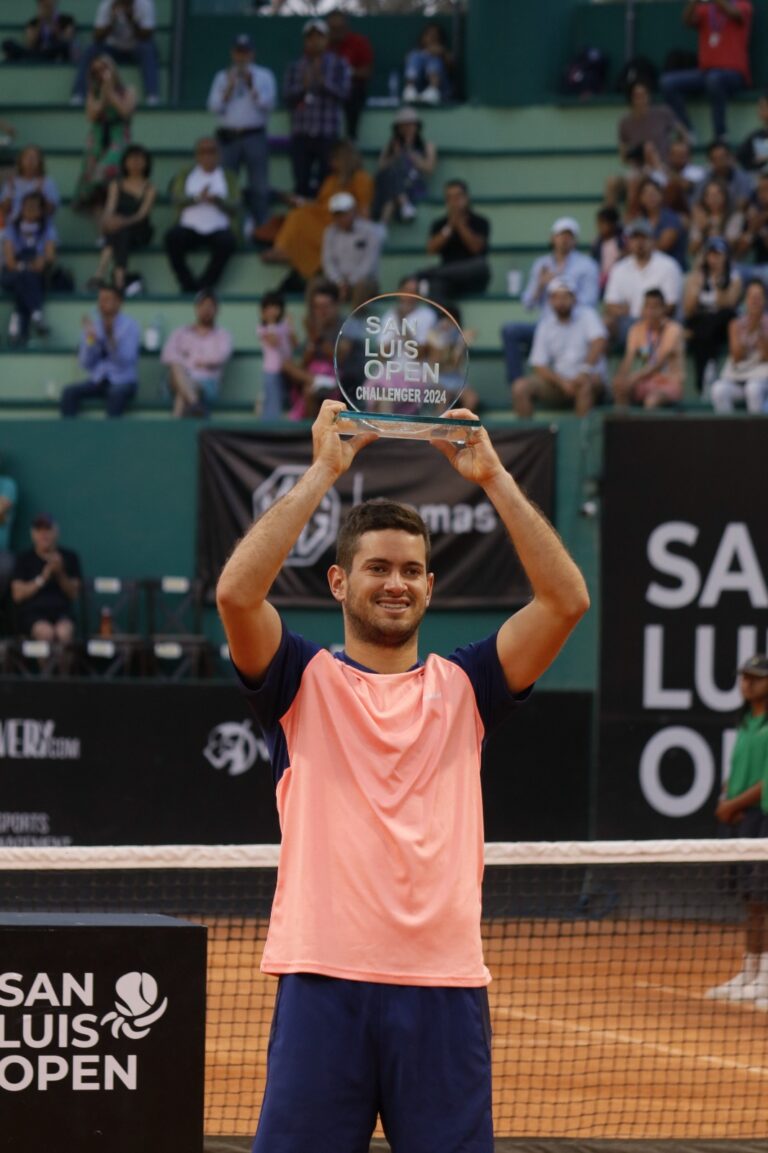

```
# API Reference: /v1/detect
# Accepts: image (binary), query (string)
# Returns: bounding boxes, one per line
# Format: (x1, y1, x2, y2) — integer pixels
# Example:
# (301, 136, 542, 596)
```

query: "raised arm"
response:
(432, 413, 589, 692)
(216, 400, 376, 680)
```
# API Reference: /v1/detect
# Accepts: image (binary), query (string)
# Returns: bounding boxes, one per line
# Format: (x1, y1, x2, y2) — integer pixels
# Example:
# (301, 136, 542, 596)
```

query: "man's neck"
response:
(343, 635, 420, 674)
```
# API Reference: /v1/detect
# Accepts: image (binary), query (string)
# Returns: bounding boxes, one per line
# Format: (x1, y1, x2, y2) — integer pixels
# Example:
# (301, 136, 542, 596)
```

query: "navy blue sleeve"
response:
(448, 631, 532, 737)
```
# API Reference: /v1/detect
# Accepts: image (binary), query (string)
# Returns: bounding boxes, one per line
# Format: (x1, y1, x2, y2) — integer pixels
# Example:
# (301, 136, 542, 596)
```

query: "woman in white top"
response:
(711, 279, 768, 413)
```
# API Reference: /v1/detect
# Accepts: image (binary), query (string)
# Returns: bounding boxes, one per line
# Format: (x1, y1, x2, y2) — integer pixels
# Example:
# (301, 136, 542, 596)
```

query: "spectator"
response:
(591, 205, 625, 296)
(59, 282, 141, 417)
(73, 55, 136, 213)
(415, 180, 490, 302)
(283, 19, 350, 199)
(740, 169, 768, 276)
(402, 22, 454, 106)
(10, 513, 82, 649)
(71, 0, 160, 106)
(207, 33, 277, 230)
(603, 218, 683, 347)
(372, 106, 437, 225)
(282, 280, 341, 420)
(688, 177, 746, 259)
(737, 92, 768, 171)
(260, 141, 372, 292)
(165, 137, 239, 294)
(1, 190, 56, 345)
(0, 469, 17, 605)
(89, 143, 155, 293)
(605, 80, 684, 209)
(711, 278, 768, 412)
(697, 139, 753, 209)
(660, 0, 753, 143)
(383, 276, 438, 342)
(319, 191, 382, 308)
(511, 278, 607, 418)
(327, 8, 373, 142)
(2, 0, 76, 62)
(502, 216, 599, 386)
(683, 235, 742, 391)
(661, 136, 705, 221)
(257, 290, 296, 419)
(0, 145, 60, 223)
(632, 175, 688, 268)
(613, 287, 686, 407)
(160, 288, 233, 418)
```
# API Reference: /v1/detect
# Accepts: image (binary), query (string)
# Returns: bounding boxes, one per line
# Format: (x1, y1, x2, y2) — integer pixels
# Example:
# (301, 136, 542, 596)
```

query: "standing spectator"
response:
(0, 145, 60, 224)
(511, 279, 607, 418)
(257, 290, 296, 419)
(0, 469, 17, 605)
(73, 55, 136, 213)
(71, 0, 160, 106)
(591, 206, 625, 296)
(683, 236, 742, 391)
(11, 513, 82, 647)
(1, 190, 56, 345)
(89, 143, 155, 294)
(502, 217, 599, 386)
(688, 178, 746, 259)
(401, 22, 454, 105)
(660, 0, 753, 143)
(632, 175, 688, 269)
(415, 180, 490, 302)
(3, 0, 75, 62)
(327, 8, 373, 142)
(282, 281, 342, 420)
(283, 20, 350, 200)
(160, 288, 233, 418)
(711, 278, 768, 411)
(603, 218, 683, 348)
(320, 191, 382, 308)
(605, 80, 684, 209)
(59, 282, 141, 417)
(612, 288, 686, 407)
(737, 93, 768, 171)
(165, 137, 239, 294)
(207, 33, 277, 230)
(372, 107, 437, 225)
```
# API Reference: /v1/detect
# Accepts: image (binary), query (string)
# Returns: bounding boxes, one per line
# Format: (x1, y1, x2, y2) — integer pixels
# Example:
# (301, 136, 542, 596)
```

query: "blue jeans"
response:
(659, 68, 744, 139)
(72, 40, 160, 99)
(404, 50, 450, 99)
(220, 129, 269, 226)
(0, 268, 45, 332)
(60, 377, 137, 418)
(261, 370, 285, 419)
(501, 321, 536, 383)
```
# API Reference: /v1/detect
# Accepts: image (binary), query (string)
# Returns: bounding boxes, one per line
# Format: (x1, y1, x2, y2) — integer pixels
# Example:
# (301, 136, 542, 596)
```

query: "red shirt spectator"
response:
(692, 0, 752, 83)
(327, 9, 373, 141)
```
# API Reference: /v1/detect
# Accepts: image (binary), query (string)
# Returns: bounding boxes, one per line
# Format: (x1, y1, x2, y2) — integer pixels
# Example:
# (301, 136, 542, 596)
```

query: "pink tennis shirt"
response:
(240, 627, 527, 986)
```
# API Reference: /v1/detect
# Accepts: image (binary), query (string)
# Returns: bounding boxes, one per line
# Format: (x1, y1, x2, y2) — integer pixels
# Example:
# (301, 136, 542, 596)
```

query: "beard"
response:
(343, 593, 426, 650)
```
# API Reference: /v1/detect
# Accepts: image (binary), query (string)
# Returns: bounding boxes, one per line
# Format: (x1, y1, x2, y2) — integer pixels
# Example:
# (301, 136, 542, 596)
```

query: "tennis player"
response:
(217, 399, 589, 1153)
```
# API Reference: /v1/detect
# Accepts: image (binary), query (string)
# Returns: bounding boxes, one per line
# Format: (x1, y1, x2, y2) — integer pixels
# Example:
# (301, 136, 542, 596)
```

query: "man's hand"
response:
(715, 797, 744, 824)
(311, 399, 377, 480)
(430, 409, 505, 487)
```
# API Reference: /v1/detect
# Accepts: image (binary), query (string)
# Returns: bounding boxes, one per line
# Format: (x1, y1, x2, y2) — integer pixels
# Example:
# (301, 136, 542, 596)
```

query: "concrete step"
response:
(0, 62, 171, 103)
(2, 0, 173, 21)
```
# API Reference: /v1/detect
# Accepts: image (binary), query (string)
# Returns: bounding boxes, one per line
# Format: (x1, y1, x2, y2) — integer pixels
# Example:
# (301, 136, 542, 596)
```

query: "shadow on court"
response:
(204, 1143, 768, 1153)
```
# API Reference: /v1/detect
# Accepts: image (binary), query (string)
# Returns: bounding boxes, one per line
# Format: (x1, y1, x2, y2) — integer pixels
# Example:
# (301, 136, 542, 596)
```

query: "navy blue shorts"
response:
(252, 974, 493, 1153)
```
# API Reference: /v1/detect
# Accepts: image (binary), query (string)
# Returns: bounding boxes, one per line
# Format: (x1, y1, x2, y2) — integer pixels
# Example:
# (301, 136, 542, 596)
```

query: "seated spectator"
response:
(3, 0, 76, 62)
(660, 135, 705, 221)
(165, 137, 239, 294)
(632, 175, 688, 268)
(591, 205, 625, 296)
(688, 177, 746, 259)
(327, 8, 373, 142)
(59, 282, 141, 418)
(160, 289, 233, 418)
(89, 143, 155, 294)
(605, 80, 684, 209)
(2, 189, 56, 345)
(740, 169, 768, 276)
(257, 290, 296, 419)
(711, 278, 768, 411)
(260, 141, 373, 292)
(737, 92, 768, 171)
(613, 288, 686, 407)
(402, 22, 454, 106)
(282, 280, 341, 420)
(319, 191, 382, 309)
(512, 279, 607, 418)
(10, 513, 82, 650)
(383, 276, 439, 342)
(71, 0, 160, 106)
(283, 19, 350, 199)
(697, 140, 753, 210)
(372, 107, 437, 225)
(415, 180, 490, 302)
(0, 469, 17, 605)
(683, 235, 743, 391)
(422, 303, 479, 413)
(660, 0, 753, 143)
(206, 33, 277, 230)
(603, 218, 683, 348)
(502, 216, 599, 385)
(0, 145, 60, 223)
(73, 55, 136, 214)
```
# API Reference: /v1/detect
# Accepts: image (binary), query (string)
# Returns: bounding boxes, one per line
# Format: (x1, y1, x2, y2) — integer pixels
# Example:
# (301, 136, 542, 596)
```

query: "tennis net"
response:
(1, 839, 767, 1141)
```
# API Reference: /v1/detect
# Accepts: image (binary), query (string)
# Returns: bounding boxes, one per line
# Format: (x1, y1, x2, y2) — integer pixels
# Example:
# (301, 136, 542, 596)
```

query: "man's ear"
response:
(328, 564, 347, 603)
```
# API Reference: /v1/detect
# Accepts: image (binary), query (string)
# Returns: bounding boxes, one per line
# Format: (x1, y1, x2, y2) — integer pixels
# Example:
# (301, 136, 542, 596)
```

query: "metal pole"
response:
(624, 0, 636, 63)
(170, 0, 187, 108)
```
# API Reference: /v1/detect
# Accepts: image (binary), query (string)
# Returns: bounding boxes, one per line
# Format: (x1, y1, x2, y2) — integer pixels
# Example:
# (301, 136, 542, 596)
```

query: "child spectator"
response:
(89, 143, 155, 294)
(401, 22, 454, 105)
(711, 278, 768, 412)
(591, 206, 624, 296)
(372, 107, 437, 225)
(0, 145, 60, 223)
(1, 190, 56, 345)
(73, 55, 136, 214)
(257, 290, 296, 419)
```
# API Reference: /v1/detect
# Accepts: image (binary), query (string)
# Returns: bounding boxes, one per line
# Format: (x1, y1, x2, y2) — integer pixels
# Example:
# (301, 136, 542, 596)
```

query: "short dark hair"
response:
(310, 280, 339, 304)
(120, 143, 152, 177)
(744, 277, 767, 296)
(707, 139, 731, 156)
(597, 204, 620, 226)
(643, 288, 665, 305)
(260, 290, 285, 317)
(445, 178, 469, 196)
(336, 500, 431, 572)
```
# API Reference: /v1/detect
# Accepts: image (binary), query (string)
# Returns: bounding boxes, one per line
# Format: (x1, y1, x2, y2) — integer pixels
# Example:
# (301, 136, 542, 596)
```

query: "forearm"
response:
(56, 573, 79, 601)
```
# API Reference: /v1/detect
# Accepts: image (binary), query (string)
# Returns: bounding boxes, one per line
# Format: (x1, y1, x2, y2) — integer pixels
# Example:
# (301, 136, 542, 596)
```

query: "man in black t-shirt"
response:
(11, 512, 82, 641)
(415, 179, 491, 303)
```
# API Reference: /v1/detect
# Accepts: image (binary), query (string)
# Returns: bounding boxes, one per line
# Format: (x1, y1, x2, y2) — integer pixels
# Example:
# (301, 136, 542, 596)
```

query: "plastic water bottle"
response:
(143, 313, 163, 352)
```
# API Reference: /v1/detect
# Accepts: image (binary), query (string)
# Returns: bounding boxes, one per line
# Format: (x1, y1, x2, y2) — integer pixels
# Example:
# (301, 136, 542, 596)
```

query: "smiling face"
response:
(740, 672, 768, 710)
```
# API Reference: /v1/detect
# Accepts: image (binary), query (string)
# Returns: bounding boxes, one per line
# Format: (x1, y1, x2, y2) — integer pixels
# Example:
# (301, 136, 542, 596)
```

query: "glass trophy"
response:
(332, 293, 481, 442)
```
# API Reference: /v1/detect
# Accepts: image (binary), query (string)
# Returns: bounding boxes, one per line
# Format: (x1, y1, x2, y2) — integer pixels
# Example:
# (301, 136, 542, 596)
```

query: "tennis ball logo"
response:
(101, 972, 169, 1041)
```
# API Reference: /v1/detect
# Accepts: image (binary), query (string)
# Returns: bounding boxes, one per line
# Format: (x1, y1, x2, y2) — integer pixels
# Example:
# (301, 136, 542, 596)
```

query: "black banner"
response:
(599, 418, 768, 838)
(197, 427, 555, 608)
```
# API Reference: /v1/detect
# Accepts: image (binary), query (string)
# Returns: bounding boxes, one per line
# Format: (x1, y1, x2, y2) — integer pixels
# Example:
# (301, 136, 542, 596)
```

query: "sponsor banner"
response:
(197, 427, 555, 608)
(598, 419, 768, 838)
(0, 915, 205, 1153)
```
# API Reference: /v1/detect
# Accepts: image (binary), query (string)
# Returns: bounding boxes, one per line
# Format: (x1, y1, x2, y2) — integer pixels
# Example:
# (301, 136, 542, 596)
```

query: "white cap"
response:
(303, 18, 329, 35)
(547, 276, 575, 295)
(329, 192, 356, 214)
(551, 216, 580, 238)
